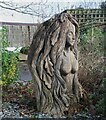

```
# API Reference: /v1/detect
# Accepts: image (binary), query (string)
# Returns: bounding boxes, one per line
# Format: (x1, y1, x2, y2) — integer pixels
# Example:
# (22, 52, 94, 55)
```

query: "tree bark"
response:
(28, 10, 84, 117)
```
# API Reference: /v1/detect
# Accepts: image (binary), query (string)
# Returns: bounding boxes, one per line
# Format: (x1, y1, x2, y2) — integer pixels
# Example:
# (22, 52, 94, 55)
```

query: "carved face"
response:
(66, 23, 75, 46)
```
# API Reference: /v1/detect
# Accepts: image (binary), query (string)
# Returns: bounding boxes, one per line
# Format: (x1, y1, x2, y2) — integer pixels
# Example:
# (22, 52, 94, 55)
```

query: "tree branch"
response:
(0, 1, 52, 19)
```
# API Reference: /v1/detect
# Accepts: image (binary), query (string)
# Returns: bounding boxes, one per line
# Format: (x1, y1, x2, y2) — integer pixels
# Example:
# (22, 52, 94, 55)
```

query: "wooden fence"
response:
(2, 22, 39, 47)
(1, 9, 105, 47)
(70, 9, 105, 25)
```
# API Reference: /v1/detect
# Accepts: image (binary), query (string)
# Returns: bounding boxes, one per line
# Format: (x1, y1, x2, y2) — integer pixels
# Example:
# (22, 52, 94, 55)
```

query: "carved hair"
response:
(28, 10, 79, 116)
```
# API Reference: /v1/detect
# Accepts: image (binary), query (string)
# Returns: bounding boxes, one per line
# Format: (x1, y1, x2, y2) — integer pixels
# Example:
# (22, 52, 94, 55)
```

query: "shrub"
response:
(79, 26, 104, 116)
(2, 50, 19, 86)
(1, 26, 19, 86)
(79, 26, 104, 92)
(20, 46, 30, 55)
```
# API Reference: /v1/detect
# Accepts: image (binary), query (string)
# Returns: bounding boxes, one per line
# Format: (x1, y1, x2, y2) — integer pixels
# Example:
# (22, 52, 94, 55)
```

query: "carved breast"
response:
(60, 50, 78, 75)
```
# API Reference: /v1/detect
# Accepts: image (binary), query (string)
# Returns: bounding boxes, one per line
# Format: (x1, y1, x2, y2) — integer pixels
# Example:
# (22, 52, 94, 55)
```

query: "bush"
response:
(20, 46, 30, 55)
(96, 98, 104, 114)
(2, 50, 19, 86)
(79, 26, 104, 116)
(79, 26, 104, 92)
(1, 26, 19, 86)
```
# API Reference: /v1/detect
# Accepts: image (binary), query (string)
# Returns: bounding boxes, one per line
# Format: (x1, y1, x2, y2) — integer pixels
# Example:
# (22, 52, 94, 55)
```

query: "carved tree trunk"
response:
(28, 10, 84, 117)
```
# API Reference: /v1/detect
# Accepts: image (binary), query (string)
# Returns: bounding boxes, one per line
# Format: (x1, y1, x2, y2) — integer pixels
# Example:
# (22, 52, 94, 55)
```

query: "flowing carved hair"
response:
(28, 10, 79, 114)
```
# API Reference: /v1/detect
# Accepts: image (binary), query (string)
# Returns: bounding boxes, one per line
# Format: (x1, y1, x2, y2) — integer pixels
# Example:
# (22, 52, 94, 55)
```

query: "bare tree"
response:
(0, 1, 103, 23)
(0, 1, 55, 22)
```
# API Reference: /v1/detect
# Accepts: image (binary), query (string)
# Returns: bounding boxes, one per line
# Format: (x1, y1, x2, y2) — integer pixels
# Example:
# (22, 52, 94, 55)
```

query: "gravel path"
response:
(2, 102, 23, 118)
(1, 102, 104, 120)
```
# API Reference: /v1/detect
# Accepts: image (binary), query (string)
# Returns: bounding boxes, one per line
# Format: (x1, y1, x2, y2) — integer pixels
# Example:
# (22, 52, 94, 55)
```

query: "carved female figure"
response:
(28, 10, 83, 117)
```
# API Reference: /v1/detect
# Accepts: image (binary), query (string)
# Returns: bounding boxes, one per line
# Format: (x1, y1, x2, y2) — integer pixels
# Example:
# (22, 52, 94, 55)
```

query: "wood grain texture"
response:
(28, 10, 84, 117)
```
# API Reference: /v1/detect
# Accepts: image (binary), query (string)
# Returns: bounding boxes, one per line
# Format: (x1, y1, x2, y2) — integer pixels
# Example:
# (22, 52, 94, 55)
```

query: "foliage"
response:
(80, 27, 104, 55)
(96, 98, 104, 114)
(79, 27, 104, 83)
(78, 26, 104, 116)
(20, 46, 30, 55)
(2, 50, 19, 86)
(100, 1, 106, 10)
(103, 78, 106, 116)
(0, 27, 2, 84)
(1, 26, 19, 86)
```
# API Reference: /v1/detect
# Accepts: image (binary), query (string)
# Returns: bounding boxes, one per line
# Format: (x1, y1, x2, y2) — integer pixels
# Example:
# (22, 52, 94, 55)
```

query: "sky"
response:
(0, 0, 105, 23)
(1, 0, 104, 3)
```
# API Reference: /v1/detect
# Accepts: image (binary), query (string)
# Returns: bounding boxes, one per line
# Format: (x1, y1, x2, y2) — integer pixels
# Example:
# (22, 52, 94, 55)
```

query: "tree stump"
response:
(28, 10, 84, 117)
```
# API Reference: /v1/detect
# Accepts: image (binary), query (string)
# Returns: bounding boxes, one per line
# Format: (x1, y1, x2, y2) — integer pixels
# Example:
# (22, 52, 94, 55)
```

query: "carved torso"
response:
(60, 48, 78, 76)
(60, 48, 78, 96)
